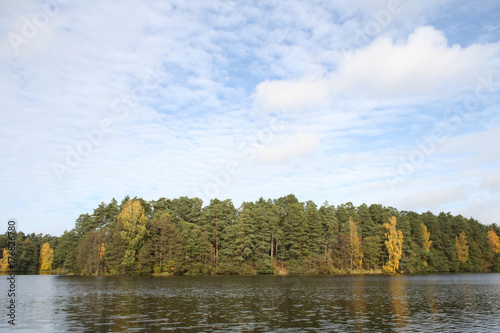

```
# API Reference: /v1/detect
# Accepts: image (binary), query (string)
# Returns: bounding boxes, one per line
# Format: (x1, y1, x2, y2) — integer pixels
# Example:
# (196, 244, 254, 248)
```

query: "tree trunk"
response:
(271, 234, 274, 261)
(324, 239, 328, 262)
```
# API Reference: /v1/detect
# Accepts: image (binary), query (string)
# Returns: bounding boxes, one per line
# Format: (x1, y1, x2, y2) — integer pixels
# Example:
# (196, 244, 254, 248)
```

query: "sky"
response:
(1, 0, 500, 236)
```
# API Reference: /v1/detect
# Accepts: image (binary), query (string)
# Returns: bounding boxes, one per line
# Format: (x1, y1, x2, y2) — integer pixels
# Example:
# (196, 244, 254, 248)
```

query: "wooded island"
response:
(2, 194, 500, 275)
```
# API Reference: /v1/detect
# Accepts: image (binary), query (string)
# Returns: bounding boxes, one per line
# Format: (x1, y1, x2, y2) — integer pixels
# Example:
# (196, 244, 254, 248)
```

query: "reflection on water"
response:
(1, 274, 500, 332)
(389, 276, 408, 328)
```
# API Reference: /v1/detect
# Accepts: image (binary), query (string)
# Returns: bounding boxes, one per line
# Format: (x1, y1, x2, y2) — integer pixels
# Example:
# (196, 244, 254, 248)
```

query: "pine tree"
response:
(252, 199, 275, 273)
(221, 202, 256, 273)
(140, 212, 183, 274)
(349, 217, 363, 270)
(200, 199, 236, 268)
(16, 233, 38, 273)
(106, 219, 126, 274)
(319, 202, 338, 271)
(362, 235, 382, 270)
(357, 203, 376, 238)
(285, 201, 307, 262)
(53, 230, 78, 272)
(178, 220, 213, 274)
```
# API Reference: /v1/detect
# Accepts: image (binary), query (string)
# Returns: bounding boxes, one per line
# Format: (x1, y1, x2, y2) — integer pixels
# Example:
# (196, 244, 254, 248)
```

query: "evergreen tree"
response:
(15, 233, 39, 273)
(319, 202, 338, 272)
(357, 203, 376, 238)
(140, 212, 183, 274)
(200, 198, 236, 268)
(220, 202, 256, 274)
(53, 230, 78, 271)
(106, 219, 126, 274)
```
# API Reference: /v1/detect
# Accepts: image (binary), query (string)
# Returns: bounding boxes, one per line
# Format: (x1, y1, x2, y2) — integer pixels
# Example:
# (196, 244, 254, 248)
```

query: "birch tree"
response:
(384, 216, 403, 273)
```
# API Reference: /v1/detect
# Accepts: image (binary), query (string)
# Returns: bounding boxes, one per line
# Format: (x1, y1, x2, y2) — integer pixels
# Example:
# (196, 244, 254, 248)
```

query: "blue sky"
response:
(1, 0, 500, 236)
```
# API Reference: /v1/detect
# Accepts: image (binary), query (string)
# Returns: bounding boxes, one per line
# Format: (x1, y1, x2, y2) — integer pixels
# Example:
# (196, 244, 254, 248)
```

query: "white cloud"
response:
(253, 75, 330, 113)
(253, 26, 500, 112)
(334, 26, 500, 98)
(256, 132, 320, 163)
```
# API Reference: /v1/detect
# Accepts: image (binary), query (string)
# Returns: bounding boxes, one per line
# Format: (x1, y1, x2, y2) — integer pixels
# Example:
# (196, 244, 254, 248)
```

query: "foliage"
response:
(119, 200, 149, 272)
(455, 231, 469, 265)
(421, 223, 432, 252)
(39, 242, 54, 271)
(487, 229, 500, 254)
(349, 217, 363, 269)
(383, 216, 404, 273)
(0, 248, 10, 272)
(3, 195, 499, 275)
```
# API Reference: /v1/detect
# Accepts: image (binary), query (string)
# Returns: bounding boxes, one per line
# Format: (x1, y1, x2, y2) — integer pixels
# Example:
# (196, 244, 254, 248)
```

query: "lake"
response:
(1, 273, 500, 332)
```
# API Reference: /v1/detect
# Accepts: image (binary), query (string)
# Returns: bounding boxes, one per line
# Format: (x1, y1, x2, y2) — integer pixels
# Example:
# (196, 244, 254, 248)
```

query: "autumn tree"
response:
(119, 200, 149, 271)
(421, 223, 432, 252)
(384, 216, 403, 273)
(0, 248, 10, 272)
(455, 231, 469, 266)
(39, 242, 54, 271)
(487, 229, 500, 254)
(421, 223, 432, 267)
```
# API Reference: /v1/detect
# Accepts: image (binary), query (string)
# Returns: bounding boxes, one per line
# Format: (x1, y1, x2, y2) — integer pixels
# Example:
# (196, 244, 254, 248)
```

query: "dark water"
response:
(1, 273, 500, 332)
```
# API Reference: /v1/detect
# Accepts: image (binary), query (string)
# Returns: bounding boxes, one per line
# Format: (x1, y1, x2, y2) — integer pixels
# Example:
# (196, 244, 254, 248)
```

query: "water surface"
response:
(1, 273, 500, 332)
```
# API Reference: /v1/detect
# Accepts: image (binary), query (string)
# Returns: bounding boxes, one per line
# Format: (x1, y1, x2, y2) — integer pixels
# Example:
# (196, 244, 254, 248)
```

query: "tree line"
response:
(1, 194, 500, 275)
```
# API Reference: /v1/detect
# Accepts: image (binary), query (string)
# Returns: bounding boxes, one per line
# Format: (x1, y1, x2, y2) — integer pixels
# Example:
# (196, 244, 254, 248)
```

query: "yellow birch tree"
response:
(119, 200, 149, 268)
(39, 242, 54, 271)
(0, 249, 10, 272)
(384, 216, 403, 273)
(99, 242, 106, 261)
(421, 223, 432, 267)
(486, 229, 500, 254)
(455, 231, 469, 265)
(421, 223, 432, 252)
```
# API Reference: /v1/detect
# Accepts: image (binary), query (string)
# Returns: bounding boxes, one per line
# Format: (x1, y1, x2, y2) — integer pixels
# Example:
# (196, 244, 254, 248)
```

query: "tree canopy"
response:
(1, 195, 499, 275)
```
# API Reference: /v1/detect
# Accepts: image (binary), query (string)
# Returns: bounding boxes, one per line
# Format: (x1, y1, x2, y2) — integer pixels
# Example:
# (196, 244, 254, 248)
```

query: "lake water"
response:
(1, 273, 500, 332)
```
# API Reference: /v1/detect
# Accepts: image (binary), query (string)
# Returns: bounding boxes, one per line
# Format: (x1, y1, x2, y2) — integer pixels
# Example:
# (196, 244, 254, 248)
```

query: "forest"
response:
(1, 194, 500, 275)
